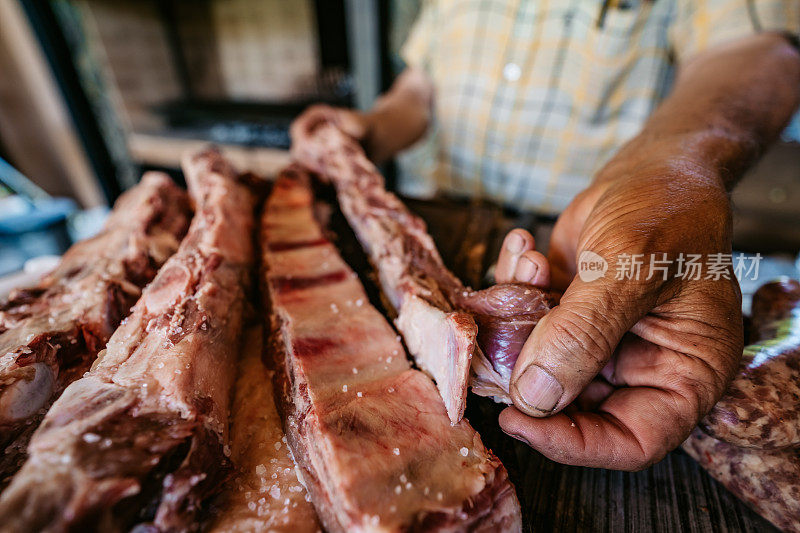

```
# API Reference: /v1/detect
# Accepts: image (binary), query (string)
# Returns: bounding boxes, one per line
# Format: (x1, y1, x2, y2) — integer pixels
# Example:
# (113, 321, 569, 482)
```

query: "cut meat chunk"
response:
(683, 429, 800, 532)
(0, 172, 191, 488)
(0, 148, 256, 531)
(208, 326, 321, 533)
(299, 123, 550, 422)
(701, 279, 800, 450)
(262, 167, 521, 532)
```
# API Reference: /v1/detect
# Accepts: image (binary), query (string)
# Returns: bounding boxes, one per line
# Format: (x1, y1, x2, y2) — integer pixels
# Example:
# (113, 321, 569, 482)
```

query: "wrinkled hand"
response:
(290, 104, 371, 173)
(496, 163, 743, 470)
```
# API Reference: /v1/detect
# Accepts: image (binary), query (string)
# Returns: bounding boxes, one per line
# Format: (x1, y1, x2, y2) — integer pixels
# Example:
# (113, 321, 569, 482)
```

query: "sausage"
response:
(701, 279, 800, 450)
(750, 279, 800, 343)
(683, 429, 800, 532)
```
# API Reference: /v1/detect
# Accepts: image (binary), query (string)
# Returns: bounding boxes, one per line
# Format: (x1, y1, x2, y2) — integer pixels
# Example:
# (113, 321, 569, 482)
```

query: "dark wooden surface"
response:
(331, 194, 777, 533)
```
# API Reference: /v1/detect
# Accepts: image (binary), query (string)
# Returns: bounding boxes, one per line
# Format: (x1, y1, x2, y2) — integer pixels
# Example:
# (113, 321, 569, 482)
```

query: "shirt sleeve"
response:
(670, 0, 800, 62)
(400, 0, 438, 72)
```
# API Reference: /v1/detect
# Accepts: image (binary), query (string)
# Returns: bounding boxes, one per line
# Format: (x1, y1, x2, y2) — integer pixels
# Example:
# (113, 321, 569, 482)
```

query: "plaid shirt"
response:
(399, 0, 799, 215)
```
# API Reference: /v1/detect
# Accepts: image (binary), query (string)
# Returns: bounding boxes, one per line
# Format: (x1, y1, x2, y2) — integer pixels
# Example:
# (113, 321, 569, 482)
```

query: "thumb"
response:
(509, 272, 653, 417)
(334, 109, 369, 141)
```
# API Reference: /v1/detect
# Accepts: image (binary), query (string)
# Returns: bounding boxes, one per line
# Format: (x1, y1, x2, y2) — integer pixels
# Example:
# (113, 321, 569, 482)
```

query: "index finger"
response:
(498, 385, 697, 470)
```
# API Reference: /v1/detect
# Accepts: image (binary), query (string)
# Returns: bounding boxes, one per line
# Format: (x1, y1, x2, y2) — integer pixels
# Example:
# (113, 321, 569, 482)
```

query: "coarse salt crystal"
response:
(352, 367, 358, 374)
(270, 486, 281, 499)
(342, 385, 348, 392)
(274, 441, 282, 450)
(393, 448, 400, 456)
(357, 392, 363, 397)
(460, 447, 469, 457)
(82, 433, 100, 443)
(255, 464, 267, 476)
(395, 485, 402, 494)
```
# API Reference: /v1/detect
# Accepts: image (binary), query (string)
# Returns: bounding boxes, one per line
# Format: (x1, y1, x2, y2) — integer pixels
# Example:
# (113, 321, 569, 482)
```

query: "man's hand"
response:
(494, 32, 800, 470)
(496, 164, 743, 470)
(290, 104, 370, 173)
(290, 67, 434, 169)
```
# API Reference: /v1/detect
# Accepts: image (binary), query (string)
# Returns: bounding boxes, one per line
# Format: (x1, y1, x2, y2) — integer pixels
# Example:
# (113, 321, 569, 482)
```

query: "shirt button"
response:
(503, 62, 521, 81)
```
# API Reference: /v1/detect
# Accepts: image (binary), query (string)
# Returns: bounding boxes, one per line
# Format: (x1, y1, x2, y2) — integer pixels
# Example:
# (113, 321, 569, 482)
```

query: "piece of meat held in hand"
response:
(302, 122, 550, 422)
(701, 279, 800, 450)
(0, 148, 256, 532)
(208, 326, 321, 533)
(683, 429, 800, 532)
(0, 173, 191, 489)
(262, 167, 521, 532)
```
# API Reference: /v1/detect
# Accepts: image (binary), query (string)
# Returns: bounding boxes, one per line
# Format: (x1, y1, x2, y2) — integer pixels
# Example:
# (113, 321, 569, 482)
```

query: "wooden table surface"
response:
(330, 192, 776, 533)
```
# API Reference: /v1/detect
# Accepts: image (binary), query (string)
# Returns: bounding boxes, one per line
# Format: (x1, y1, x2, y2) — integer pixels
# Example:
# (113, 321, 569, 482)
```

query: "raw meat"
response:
(208, 326, 321, 533)
(0, 148, 256, 531)
(687, 279, 800, 531)
(683, 429, 800, 532)
(0, 172, 191, 488)
(262, 167, 521, 532)
(701, 279, 800, 450)
(298, 122, 550, 422)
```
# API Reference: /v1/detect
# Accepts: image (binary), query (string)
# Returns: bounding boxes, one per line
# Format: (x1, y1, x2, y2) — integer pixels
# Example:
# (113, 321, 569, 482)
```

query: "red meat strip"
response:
(0, 148, 256, 531)
(262, 167, 521, 532)
(299, 123, 550, 423)
(0, 172, 191, 488)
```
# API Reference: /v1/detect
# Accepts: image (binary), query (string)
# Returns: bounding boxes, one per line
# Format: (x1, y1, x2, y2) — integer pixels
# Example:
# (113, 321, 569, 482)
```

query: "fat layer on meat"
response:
(0, 172, 191, 488)
(300, 123, 549, 423)
(261, 167, 521, 532)
(0, 149, 256, 532)
(208, 326, 321, 533)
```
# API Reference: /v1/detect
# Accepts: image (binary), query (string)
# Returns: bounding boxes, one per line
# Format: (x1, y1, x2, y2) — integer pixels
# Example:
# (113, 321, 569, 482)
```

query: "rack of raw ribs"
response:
(0, 122, 798, 532)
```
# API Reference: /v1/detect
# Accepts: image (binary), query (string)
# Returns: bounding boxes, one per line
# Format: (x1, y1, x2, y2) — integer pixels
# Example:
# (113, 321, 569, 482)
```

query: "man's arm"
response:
(498, 33, 800, 470)
(290, 67, 434, 169)
(600, 33, 800, 191)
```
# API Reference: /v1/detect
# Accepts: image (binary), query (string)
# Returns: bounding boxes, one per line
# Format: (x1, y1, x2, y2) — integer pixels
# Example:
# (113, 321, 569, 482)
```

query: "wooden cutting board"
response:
(331, 194, 776, 533)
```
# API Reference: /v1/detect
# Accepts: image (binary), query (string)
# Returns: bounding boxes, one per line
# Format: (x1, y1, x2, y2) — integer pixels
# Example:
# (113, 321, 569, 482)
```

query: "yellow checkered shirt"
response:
(399, 0, 799, 215)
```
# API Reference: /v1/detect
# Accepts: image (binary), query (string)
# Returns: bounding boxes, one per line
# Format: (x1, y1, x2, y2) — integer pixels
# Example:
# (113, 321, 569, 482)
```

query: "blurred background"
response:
(0, 0, 798, 279)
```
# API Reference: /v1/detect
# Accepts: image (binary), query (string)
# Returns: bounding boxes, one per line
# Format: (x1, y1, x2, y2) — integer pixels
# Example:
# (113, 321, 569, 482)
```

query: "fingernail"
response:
(506, 233, 525, 254)
(514, 365, 563, 413)
(515, 256, 538, 283)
